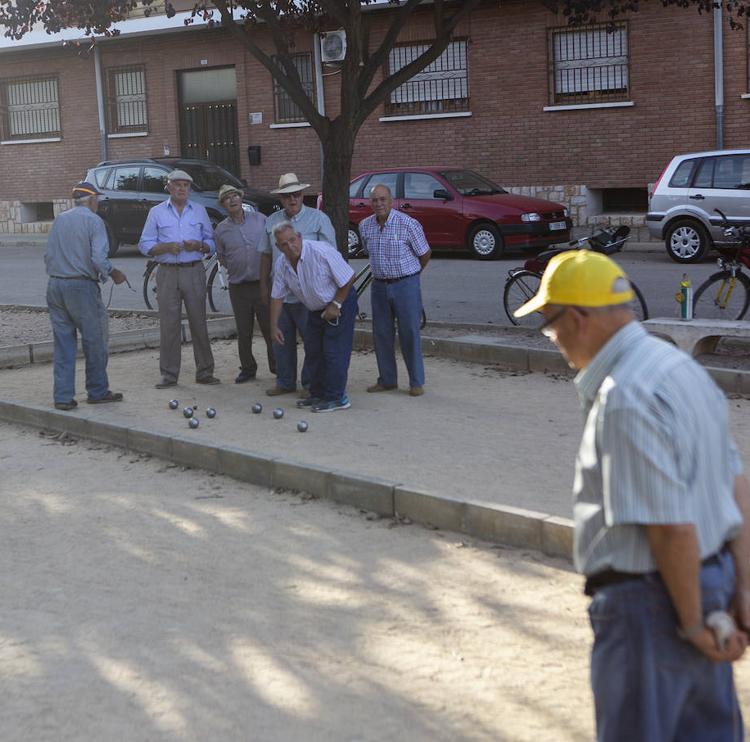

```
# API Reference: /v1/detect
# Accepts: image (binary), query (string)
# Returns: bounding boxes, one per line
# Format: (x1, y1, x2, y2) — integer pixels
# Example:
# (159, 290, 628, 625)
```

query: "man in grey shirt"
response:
(259, 172, 336, 397)
(214, 184, 275, 384)
(515, 250, 750, 741)
(45, 181, 127, 410)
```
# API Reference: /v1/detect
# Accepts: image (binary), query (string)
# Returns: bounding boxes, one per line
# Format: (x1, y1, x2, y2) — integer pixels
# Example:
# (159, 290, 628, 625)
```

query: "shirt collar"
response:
(574, 321, 645, 407)
(167, 199, 193, 215)
(286, 205, 307, 223)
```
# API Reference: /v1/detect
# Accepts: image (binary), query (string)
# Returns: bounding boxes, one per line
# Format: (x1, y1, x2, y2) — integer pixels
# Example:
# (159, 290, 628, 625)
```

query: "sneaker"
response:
(296, 396, 322, 408)
(54, 400, 78, 411)
(196, 376, 221, 385)
(367, 383, 397, 393)
(266, 386, 296, 397)
(409, 386, 425, 397)
(86, 391, 124, 404)
(235, 369, 256, 384)
(155, 379, 177, 389)
(311, 395, 351, 413)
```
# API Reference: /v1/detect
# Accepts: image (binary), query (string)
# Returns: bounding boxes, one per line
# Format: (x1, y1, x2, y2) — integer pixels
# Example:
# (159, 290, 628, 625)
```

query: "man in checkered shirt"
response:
(359, 184, 431, 397)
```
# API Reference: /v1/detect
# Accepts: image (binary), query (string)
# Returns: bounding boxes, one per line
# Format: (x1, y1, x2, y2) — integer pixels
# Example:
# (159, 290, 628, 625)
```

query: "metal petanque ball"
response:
(273, 408, 284, 420)
(252, 402, 263, 414)
(188, 417, 200, 429)
(206, 407, 217, 419)
(297, 420, 309, 433)
(183, 407, 194, 419)
(168, 399, 179, 410)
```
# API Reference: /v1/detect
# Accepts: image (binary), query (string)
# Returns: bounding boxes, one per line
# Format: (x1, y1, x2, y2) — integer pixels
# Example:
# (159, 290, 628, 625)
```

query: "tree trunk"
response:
(320, 120, 356, 260)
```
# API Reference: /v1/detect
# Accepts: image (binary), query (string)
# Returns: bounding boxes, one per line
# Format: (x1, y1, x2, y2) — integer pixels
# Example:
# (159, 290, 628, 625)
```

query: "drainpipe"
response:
(94, 44, 108, 162)
(714, 4, 724, 149)
(313, 33, 326, 184)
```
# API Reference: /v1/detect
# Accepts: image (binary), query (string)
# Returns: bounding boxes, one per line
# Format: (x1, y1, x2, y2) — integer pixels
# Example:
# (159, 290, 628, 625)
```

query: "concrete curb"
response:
(0, 398, 575, 561)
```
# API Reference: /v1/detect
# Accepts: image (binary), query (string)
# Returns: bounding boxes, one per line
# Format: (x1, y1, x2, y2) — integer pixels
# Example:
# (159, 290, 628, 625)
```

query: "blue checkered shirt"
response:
(359, 209, 430, 280)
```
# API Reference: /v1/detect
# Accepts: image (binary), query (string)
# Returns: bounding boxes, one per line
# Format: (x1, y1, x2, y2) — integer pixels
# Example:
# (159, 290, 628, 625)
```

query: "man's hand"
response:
(183, 239, 205, 253)
(321, 303, 341, 322)
(731, 587, 750, 633)
(689, 625, 747, 663)
(110, 268, 127, 285)
(155, 242, 182, 256)
(272, 325, 284, 345)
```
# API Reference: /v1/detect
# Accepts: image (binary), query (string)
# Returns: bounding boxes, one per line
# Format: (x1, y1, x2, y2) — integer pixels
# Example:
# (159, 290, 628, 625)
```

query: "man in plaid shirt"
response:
(359, 184, 431, 396)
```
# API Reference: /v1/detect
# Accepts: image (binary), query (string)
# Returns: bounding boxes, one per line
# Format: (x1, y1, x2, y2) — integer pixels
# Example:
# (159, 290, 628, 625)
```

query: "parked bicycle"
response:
(142, 253, 232, 313)
(503, 225, 649, 327)
(692, 209, 750, 320)
(351, 248, 427, 329)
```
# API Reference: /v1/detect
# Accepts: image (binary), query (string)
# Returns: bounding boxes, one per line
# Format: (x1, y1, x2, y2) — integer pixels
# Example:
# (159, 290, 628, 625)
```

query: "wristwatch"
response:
(331, 300, 342, 310)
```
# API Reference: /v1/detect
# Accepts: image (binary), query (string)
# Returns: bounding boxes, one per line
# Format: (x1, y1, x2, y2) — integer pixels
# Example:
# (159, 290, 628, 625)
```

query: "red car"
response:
(346, 167, 571, 260)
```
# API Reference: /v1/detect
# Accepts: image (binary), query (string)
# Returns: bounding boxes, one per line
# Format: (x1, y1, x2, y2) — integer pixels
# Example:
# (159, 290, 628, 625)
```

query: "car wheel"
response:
(665, 219, 710, 263)
(105, 223, 120, 258)
(347, 226, 361, 258)
(468, 223, 502, 260)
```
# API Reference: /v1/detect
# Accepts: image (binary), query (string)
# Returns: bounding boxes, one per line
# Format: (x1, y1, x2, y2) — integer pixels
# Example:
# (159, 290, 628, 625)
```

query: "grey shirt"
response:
(573, 321, 743, 576)
(44, 206, 112, 282)
(214, 210, 267, 284)
(259, 205, 336, 305)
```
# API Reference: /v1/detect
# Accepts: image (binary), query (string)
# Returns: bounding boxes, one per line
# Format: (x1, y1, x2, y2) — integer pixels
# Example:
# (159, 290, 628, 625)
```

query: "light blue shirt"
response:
(139, 199, 215, 263)
(573, 321, 743, 576)
(45, 206, 112, 282)
(259, 205, 336, 304)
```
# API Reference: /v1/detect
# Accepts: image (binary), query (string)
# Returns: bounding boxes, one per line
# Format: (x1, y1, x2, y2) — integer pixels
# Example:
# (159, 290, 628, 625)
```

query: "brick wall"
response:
(0, 0, 746, 234)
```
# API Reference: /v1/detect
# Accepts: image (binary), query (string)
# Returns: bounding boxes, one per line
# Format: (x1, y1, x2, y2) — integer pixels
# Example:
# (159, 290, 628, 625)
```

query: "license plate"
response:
(549, 221, 567, 231)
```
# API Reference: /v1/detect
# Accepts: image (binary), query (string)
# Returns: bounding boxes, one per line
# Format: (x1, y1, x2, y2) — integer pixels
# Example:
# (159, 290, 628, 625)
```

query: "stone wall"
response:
(0, 199, 70, 234)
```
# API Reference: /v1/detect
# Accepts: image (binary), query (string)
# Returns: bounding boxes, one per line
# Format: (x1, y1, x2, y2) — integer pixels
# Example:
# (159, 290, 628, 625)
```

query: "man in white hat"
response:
(259, 172, 336, 397)
(139, 169, 219, 388)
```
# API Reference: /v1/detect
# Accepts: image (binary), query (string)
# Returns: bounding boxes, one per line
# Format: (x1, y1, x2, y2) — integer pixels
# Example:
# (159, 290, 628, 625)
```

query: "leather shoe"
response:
(155, 379, 177, 389)
(54, 400, 78, 411)
(87, 391, 124, 404)
(367, 383, 397, 393)
(235, 369, 256, 384)
(266, 386, 295, 396)
(196, 376, 221, 385)
(409, 386, 425, 397)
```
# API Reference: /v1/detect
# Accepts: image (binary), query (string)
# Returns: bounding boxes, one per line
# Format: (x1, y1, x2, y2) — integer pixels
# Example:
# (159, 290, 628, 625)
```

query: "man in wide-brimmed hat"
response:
(259, 172, 336, 397)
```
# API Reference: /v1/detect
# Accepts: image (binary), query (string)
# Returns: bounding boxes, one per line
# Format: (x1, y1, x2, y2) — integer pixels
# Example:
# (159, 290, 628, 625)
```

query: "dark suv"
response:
(84, 157, 280, 256)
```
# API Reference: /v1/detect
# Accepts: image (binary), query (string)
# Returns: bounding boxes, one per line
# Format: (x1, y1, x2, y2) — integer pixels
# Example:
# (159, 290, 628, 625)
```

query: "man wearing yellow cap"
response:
(515, 250, 750, 740)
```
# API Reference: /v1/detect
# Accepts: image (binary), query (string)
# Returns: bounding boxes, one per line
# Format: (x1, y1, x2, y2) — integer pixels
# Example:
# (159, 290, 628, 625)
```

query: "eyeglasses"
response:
(539, 306, 568, 337)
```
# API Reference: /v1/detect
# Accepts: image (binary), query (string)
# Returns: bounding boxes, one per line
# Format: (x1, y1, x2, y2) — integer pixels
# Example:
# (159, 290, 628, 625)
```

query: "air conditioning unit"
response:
(320, 30, 346, 63)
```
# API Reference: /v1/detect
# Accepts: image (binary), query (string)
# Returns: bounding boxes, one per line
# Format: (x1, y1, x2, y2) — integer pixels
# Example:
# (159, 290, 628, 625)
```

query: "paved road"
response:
(0, 242, 722, 323)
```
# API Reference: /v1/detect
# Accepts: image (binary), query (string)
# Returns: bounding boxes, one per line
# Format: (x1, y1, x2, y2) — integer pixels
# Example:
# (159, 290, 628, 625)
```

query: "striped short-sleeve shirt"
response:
(271, 239, 354, 311)
(573, 321, 743, 576)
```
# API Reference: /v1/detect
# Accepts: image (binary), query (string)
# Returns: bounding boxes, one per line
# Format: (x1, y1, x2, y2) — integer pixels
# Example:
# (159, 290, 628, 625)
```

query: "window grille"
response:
(385, 40, 469, 116)
(107, 66, 148, 133)
(548, 23, 629, 105)
(0, 77, 60, 139)
(273, 54, 314, 124)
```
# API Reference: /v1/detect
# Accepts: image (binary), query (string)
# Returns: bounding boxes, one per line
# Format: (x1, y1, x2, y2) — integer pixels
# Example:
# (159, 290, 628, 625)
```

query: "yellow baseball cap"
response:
(514, 250, 634, 318)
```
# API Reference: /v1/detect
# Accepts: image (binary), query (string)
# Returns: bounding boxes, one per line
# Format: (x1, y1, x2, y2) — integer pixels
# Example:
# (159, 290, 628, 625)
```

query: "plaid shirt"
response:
(271, 239, 354, 311)
(359, 209, 430, 280)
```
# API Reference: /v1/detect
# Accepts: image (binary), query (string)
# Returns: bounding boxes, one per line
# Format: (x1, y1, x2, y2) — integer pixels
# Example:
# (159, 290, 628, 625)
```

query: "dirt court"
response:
(2, 422, 750, 741)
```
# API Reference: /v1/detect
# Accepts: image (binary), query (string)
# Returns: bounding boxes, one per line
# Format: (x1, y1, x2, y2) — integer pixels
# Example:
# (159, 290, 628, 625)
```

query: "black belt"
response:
(584, 543, 731, 597)
(373, 272, 419, 284)
(51, 275, 95, 281)
(160, 261, 202, 268)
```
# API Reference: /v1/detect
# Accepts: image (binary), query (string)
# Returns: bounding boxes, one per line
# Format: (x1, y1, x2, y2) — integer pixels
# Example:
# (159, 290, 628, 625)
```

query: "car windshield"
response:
(173, 163, 244, 192)
(440, 170, 506, 196)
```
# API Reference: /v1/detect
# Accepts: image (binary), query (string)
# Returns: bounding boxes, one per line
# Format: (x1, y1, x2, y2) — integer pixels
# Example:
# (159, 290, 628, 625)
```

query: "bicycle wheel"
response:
(693, 271, 750, 320)
(142, 260, 158, 310)
(630, 281, 649, 321)
(207, 263, 233, 314)
(503, 270, 542, 327)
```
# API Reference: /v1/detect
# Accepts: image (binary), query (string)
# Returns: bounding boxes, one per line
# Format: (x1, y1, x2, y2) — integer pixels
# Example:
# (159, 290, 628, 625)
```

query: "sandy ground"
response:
(2, 339, 750, 519)
(1, 421, 595, 741)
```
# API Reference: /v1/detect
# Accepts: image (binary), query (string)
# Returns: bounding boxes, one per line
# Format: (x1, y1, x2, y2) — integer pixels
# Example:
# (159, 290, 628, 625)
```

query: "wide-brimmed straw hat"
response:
(270, 172, 310, 194)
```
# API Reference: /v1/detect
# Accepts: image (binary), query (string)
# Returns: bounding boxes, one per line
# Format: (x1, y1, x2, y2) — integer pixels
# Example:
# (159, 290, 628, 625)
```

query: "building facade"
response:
(0, 0, 746, 236)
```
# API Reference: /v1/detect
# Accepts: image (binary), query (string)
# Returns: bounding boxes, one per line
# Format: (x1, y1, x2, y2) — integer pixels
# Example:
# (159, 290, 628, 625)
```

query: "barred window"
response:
(0, 77, 60, 140)
(549, 23, 629, 105)
(106, 66, 148, 133)
(385, 40, 469, 117)
(273, 54, 314, 124)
